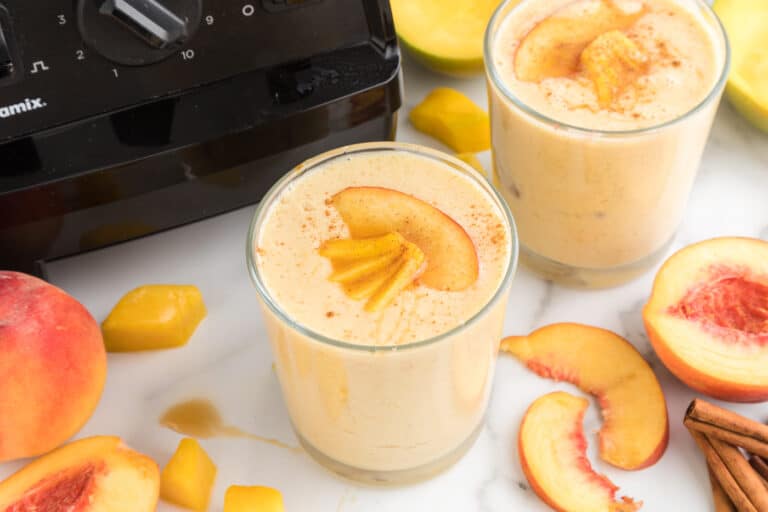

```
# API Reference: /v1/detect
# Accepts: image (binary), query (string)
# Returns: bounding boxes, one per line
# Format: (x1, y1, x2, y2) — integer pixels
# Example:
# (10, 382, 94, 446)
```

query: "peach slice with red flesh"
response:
(514, 0, 646, 82)
(643, 237, 768, 402)
(0, 436, 159, 512)
(330, 186, 479, 291)
(519, 392, 641, 512)
(502, 323, 668, 470)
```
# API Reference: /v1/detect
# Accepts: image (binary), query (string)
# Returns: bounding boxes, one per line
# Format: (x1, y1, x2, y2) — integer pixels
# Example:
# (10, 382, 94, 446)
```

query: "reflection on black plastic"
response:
(110, 98, 176, 147)
(0, 138, 41, 177)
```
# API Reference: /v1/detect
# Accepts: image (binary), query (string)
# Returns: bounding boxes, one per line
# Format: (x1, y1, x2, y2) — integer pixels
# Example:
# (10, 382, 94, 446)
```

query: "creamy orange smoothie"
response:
(247, 143, 516, 484)
(486, 0, 729, 287)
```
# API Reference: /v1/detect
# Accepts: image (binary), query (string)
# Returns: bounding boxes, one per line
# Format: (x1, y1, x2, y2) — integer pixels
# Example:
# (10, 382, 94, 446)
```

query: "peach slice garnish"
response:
(580, 30, 649, 108)
(514, 0, 645, 82)
(0, 436, 159, 512)
(643, 237, 768, 402)
(331, 186, 479, 291)
(319, 232, 426, 312)
(519, 392, 641, 512)
(502, 323, 668, 470)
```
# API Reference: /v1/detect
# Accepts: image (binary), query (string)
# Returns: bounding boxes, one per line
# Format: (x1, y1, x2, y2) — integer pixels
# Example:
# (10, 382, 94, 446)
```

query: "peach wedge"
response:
(331, 186, 478, 291)
(519, 392, 641, 512)
(0, 436, 159, 511)
(502, 323, 668, 470)
(643, 237, 768, 402)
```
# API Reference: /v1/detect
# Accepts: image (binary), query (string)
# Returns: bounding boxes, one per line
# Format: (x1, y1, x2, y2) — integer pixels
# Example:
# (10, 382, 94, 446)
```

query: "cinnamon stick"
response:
(685, 399, 768, 459)
(710, 465, 737, 512)
(750, 455, 768, 489)
(689, 430, 758, 512)
(709, 435, 768, 511)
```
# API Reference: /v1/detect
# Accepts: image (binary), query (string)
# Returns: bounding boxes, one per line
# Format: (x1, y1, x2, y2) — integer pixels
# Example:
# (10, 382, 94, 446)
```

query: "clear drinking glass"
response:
(246, 142, 518, 485)
(484, 0, 730, 288)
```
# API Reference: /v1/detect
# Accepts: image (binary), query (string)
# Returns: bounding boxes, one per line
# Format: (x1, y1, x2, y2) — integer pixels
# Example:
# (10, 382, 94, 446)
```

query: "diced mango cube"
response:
(160, 438, 217, 511)
(102, 285, 206, 352)
(409, 88, 490, 152)
(455, 153, 485, 174)
(224, 485, 285, 512)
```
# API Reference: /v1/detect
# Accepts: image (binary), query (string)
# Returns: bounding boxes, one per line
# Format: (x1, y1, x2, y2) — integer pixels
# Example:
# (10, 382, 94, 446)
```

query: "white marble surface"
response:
(2, 53, 768, 511)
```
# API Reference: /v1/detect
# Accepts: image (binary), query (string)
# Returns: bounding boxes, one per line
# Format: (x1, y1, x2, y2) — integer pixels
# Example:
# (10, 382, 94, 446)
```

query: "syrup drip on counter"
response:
(159, 399, 300, 452)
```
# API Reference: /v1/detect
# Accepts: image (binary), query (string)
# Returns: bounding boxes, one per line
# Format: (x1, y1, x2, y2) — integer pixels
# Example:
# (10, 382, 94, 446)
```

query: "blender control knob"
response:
(77, 0, 202, 66)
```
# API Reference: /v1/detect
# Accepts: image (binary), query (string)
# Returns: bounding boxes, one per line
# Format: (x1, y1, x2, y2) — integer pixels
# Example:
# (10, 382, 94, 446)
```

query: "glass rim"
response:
(483, 0, 732, 136)
(246, 141, 519, 353)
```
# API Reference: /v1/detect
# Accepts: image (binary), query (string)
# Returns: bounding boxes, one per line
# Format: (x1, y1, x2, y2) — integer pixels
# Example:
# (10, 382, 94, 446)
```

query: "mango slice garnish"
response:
(319, 232, 426, 312)
(318, 232, 404, 260)
(580, 30, 649, 108)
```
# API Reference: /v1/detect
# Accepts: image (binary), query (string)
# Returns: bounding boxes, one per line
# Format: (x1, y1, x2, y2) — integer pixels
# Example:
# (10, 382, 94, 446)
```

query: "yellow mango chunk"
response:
(224, 485, 284, 512)
(319, 232, 425, 311)
(455, 153, 485, 174)
(160, 438, 217, 511)
(102, 285, 206, 352)
(409, 88, 490, 152)
(580, 30, 648, 108)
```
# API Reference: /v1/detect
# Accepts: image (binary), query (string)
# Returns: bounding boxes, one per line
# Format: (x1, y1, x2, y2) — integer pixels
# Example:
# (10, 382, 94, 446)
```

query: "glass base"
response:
(296, 421, 484, 486)
(520, 237, 675, 288)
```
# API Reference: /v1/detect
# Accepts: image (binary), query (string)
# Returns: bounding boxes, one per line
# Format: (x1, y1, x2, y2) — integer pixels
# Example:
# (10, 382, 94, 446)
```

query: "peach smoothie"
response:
(485, 0, 729, 287)
(247, 142, 517, 484)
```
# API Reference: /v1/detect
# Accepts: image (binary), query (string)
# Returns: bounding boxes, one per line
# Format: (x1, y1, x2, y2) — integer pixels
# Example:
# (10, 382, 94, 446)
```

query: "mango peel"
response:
(410, 88, 491, 152)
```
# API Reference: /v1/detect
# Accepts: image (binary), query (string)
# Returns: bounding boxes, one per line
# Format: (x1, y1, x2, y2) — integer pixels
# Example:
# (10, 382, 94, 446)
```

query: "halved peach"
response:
(519, 392, 641, 512)
(514, 0, 645, 82)
(331, 186, 479, 291)
(0, 436, 159, 511)
(502, 323, 668, 470)
(643, 237, 768, 402)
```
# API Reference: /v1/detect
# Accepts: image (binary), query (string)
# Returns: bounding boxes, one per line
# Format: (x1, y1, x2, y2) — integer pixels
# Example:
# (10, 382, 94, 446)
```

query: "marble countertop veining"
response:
(2, 53, 767, 511)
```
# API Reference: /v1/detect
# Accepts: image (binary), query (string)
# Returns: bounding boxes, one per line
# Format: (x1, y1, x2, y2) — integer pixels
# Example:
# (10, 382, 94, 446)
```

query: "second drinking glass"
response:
(485, 0, 730, 287)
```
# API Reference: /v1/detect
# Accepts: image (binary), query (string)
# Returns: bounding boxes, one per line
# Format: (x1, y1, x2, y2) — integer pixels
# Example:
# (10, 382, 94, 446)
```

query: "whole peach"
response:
(0, 271, 106, 462)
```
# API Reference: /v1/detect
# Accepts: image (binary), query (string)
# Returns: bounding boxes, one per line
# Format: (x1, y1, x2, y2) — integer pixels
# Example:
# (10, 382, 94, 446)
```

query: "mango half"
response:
(714, 0, 768, 132)
(391, 0, 501, 75)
